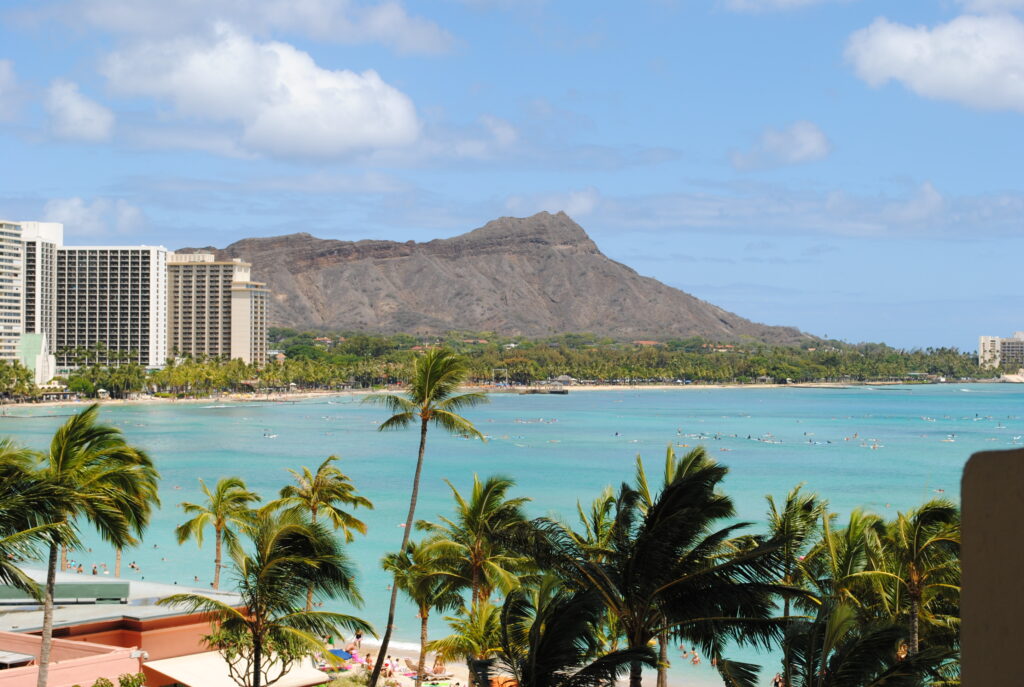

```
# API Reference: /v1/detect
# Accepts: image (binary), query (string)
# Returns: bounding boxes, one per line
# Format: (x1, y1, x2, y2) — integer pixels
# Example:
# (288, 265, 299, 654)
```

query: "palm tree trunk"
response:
(629, 660, 644, 687)
(115, 547, 122, 577)
(783, 596, 792, 687)
(416, 610, 429, 687)
(36, 542, 59, 687)
(214, 526, 223, 590)
(306, 509, 317, 611)
(60, 545, 68, 572)
(253, 634, 262, 687)
(657, 633, 668, 687)
(370, 418, 429, 687)
(909, 596, 920, 655)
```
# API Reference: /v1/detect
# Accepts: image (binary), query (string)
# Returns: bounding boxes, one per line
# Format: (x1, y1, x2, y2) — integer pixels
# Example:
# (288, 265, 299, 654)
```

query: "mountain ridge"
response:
(179, 211, 813, 344)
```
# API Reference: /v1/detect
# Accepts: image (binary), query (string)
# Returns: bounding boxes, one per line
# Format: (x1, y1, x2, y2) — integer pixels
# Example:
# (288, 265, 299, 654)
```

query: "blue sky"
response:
(1, 0, 1021, 350)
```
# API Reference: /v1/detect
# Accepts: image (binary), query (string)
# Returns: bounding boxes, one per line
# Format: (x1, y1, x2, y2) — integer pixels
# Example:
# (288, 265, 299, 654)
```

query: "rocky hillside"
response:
(182, 211, 812, 344)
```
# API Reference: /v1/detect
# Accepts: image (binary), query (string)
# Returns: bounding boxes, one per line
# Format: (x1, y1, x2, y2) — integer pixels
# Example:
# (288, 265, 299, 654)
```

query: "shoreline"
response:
(0, 379, 998, 411)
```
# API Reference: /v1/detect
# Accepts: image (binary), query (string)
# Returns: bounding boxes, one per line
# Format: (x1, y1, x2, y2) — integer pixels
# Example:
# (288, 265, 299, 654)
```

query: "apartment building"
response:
(56, 246, 169, 368)
(978, 332, 1024, 369)
(167, 253, 269, 365)
(0, 221, 23, 363)
(21, 221, 62, 347)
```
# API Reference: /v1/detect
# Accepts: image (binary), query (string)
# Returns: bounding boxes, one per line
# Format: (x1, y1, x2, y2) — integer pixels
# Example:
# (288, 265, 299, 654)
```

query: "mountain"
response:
(181, 211, 812, 344)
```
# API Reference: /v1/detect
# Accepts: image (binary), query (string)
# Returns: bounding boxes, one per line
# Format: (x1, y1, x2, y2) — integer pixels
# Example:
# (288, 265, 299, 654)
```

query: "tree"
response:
(427, 599, 504, 686)
(765, 484, 825, 687)
(419, 474, 530, 607)
(362, 348, 488, 687)
(160, 511, 373, 687)
(30, 404, 159, 687)
(382, 540, 462, 687)
(498, 575, 656, 687)
(516, 452, 795, 687)
(176, 477, 261, 590)
(870, 500, 960, 655)
(0, 440, 67, 596)
(265, 455, 373, 610)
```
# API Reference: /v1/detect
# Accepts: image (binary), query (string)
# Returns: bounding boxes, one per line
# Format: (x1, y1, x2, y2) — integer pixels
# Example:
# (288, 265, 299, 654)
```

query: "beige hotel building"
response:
(167, 253, 269, 365)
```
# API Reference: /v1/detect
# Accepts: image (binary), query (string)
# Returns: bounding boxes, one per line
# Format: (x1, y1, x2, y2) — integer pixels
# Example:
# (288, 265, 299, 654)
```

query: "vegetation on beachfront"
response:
(0, 331, 996, 402)
(0, 351, 963, 687)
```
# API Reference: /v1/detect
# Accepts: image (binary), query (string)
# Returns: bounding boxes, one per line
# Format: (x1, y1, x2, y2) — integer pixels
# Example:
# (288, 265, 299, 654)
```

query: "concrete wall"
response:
(962, 447, 1024, 685)
(0, 631, 141, 687)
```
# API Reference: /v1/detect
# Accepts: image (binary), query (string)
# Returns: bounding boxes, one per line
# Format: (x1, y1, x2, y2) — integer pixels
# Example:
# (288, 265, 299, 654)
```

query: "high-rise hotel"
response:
(167, 252, 269, 365)
(0, 220, 271, 383)
(57, 244, 169, 368)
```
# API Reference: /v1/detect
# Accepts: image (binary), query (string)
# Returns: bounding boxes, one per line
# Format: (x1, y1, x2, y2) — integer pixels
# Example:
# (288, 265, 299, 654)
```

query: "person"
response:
(432, 655, 446, 675)
(355, 629, 363, 648)
(772, 674, 784, 687)
(383, 656, 393, 678)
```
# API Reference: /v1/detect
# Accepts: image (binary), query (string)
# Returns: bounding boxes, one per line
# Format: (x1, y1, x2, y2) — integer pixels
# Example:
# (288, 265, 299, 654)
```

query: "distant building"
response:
(0, 221, 24, 364)
(979, 332, 1024, 369)
(57, 245, 169, 368)
(167, 253, 269, 365)
(20, 221, 62, 348)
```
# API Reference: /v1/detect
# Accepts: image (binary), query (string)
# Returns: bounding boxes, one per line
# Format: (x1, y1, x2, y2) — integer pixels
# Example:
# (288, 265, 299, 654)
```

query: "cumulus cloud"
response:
(846, 14, 1024, 112)
(43, 197, 145, 235)
(44, 79, 115, 141)
(731, 120, 831, 170)
(37, 0, 452, 55)
(101, 25, 420, 158)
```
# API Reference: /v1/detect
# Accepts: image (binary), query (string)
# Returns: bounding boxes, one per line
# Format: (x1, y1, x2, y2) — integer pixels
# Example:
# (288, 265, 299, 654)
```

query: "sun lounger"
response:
(404, 658, 453, 679)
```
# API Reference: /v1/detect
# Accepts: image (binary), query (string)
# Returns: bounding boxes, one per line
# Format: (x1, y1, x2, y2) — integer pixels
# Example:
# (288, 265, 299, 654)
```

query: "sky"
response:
(0, 0, 1021, 351)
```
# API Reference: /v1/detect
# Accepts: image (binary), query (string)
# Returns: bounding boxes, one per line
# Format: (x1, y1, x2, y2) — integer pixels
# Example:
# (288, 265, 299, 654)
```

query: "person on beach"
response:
(432, 655, 446, 675)
(355, 629, 362, 648)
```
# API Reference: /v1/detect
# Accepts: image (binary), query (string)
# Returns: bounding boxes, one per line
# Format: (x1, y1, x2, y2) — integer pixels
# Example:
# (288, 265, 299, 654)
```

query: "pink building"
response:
(0, 630, 141, 687)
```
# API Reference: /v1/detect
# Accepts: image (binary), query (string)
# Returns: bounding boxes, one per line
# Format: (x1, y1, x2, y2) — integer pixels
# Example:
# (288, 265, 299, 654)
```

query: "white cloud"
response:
(731, 120, 831, 170)
(44, 79, 115, 141)
(43, 197, 145, 235)
(846, 14, 1024, 112)
(41, 0, 452, 55)
(505, 187, 601, 217)
(101, 25, 420, 158)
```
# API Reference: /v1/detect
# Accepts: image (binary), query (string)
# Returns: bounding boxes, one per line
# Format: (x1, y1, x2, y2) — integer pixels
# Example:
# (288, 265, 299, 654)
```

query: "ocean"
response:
(3, 383, 1013, 685)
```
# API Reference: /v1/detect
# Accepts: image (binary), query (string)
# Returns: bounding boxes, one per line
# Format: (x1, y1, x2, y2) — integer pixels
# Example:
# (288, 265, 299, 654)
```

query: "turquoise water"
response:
(4, 384, 1015, 684)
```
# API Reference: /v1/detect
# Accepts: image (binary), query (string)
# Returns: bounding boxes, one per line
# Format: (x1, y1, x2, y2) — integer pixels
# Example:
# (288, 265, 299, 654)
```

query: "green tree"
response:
(30, 404, 159, 687)
(160, 511, 373, 687)
(518, 451, 795, 687)
(498, 575, 656, 687)
(419, 474, 530, 606)
(176, 477, 261, 590)
(265, 455, 373, 610)
(362, 348, 488, 687)
(427, 600, 504, 686)
(766, 484, 825, 687)
(382, 540, 462, 687)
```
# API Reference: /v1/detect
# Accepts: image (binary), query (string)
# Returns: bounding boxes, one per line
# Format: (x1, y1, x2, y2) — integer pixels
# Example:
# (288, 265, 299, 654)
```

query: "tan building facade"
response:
(978, 332, 1024, 369)
(167, 253, 268, 365)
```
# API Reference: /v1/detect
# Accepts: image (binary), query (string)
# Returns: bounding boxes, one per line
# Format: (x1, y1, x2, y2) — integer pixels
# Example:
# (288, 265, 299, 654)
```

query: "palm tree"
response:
(784, 599, 952, 687)
(419, 474, 530, 606)
(427, 600, 504, 686)
(382, 540, 462, 687)
(0, 440, 67, 596)
(160, 511, 373, 687)
(176, 477, 261, 589)
(498, 575, 656, 687)
(517, 451, 796, 687)
(869, 500, 960, 655)
(362, 348, 488, 687)
(766, 484, 825, 687)
(265, 455, 373, 610)
(30, 404, 160, 687)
